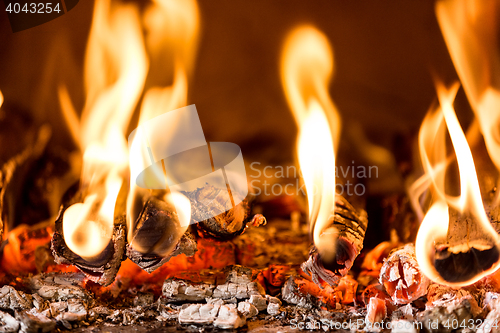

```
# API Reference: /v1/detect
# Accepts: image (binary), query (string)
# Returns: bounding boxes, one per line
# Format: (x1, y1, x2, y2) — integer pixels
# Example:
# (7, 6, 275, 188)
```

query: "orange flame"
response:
(126, 0, 199, 249)
(280, 26, 341, 263)
(436, 0, 500, 190)
(59, 0, 148, 259)
(413, 82, 500, 286)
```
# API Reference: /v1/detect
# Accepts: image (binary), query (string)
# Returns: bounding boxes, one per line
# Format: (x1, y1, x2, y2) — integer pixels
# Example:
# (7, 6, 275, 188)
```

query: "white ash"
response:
(417, 295, 480, 333)
(477, 292, 500, 333)
(249, 294, 267, 311)
(213, 304, 246, 329)
(162, 266, 265, 303)
(0, 286, 32, 310)
(162, 279, 214, 302)
(0, 310, 19, 333)
(237, 301, 258, 318)
(267, 302, 280, 316)
(156, 304, 180, 321)
(16, 308, 56, 333)
(390, 320, 418, 333)
(281, 276, 314, 309)
(178, 303, 220, 325)
(266, 295, 282, 305)
(30, 274, 88, 301)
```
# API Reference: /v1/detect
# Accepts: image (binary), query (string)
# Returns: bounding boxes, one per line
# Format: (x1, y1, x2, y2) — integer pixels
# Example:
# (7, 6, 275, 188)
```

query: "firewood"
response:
(379, 244, 430, 304)
(184, 185, 266, 240)
(434, 208, 500, 284)
(301, 194, 368, 287)
(126, 195, 197, 273)
(51, 183, 127, 286)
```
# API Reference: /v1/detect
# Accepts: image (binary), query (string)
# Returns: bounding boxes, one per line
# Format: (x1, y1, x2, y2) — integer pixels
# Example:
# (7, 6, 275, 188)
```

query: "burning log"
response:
(185, 185, 266, 240)
(51, 184, 127, 286)
(301, 194, 368, 286)
(126, 195, 197, 273)
(379, 244, 430, 304)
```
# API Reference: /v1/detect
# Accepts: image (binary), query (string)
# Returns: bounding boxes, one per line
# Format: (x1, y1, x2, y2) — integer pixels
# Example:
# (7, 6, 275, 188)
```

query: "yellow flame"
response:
(280, 26, 340, 262)
(0, 90, 4, 108)
(436, 0, 500, 185)
(62, 0, 148, 258)
(126, 0, 199, 243)
(413, 82, 500, 286)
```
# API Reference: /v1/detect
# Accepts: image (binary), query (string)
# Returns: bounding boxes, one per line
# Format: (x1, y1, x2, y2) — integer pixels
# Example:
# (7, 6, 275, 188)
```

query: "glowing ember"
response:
(280, 26, 341, 263)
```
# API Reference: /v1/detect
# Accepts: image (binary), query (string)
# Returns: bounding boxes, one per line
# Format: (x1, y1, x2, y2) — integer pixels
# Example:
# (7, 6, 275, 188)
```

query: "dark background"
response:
(0, 0, 458, 169)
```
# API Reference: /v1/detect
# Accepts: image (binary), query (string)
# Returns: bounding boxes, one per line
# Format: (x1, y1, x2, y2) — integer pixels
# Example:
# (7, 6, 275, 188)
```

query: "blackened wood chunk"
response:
(302, 194, 368, 287)
(51, 184, 127, 286)
(183, 185, 255, 240)
(126, 196, 197, 273)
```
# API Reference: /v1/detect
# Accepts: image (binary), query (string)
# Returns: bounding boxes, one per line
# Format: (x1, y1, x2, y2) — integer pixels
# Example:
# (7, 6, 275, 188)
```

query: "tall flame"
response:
(413, 82, 500, 287)
(60, 0, 148, 259)
(280, 26, 341, 262)
(126, 0, 199, 248)
(436, 0, 500, 190)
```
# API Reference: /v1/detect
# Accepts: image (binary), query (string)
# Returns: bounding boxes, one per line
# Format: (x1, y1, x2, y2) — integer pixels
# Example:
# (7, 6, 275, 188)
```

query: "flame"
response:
(436, 0, 500, 189)
(0, 90, 3, 108)
(61, 0, 148, 259)
(126, 0, 199, 248)
(280, 26, 341, 262)
(413, 82, 500, 287)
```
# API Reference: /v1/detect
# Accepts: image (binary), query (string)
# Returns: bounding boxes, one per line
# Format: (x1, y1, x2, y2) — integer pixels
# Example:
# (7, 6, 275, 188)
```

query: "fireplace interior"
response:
(1, 0, 500, 332)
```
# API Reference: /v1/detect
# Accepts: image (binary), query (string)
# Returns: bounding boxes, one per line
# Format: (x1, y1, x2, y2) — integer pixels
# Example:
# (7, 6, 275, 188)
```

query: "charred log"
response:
(51, 183, 127, 286)
(301, 194, 368, 286)
(183, 185, 266, 240)
(126, 195, 197, 273)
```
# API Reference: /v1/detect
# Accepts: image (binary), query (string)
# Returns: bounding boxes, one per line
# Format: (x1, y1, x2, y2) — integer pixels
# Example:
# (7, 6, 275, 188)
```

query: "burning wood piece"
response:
(301, 194, 368, 286)
(51, 184, 127, 286)
(184, 185, 266, 240)
(433, 209, 500, 284)
(126, 196, 197, 273)
(379, 244, 430, 304)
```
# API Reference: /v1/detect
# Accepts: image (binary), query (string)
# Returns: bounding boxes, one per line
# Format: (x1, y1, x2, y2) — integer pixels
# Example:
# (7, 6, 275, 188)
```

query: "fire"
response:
(0, 90, 3, 108)
(280, 26, 341, 263)
(126, 0, 199, 250)
(412, 0, 500, 287)
(436, 0, 500, 174)
(413, 82, 500, 286)
(59, 0, 148, 259)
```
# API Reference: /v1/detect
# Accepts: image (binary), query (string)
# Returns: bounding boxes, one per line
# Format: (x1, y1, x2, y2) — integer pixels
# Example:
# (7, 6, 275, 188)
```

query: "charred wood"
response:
(126, 196, 197, 273)
(302, 194, 368, 287)
(184, 185, 266, 240)
(51, 183, 127, 286)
